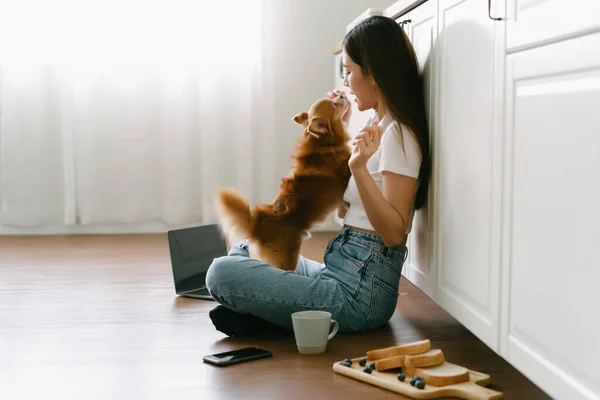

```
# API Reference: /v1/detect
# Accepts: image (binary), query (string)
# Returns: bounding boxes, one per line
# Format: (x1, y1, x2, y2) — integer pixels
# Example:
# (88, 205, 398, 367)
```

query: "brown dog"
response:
(214, 96, 352, 271)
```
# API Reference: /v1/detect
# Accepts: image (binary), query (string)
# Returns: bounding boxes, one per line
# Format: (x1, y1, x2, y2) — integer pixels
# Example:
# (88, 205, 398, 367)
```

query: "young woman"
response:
(205, 15, 430, 337)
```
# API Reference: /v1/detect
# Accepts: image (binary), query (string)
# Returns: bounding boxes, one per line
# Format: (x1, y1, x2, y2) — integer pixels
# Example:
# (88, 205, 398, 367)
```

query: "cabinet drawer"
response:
(507, 0, 600, 52)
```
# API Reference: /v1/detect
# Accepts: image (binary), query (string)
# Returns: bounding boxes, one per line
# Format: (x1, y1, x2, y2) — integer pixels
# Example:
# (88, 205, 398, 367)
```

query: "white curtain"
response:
(0, 0, 274, 229)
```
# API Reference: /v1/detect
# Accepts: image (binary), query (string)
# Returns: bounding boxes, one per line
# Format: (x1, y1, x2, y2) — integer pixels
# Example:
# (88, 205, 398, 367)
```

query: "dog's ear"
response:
(293, 112, 308, 126)
(307, 118, 330, 136)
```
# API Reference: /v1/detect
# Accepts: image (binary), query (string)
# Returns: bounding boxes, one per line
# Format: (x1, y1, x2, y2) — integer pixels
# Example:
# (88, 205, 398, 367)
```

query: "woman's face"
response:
(342, 51, 379, 112)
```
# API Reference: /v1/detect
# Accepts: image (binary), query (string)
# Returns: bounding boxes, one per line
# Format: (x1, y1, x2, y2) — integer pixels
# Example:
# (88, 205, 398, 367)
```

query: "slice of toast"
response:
(402, 362, 471, 386)
(366, 339, 431, 361)
(374, 349, 445, 371)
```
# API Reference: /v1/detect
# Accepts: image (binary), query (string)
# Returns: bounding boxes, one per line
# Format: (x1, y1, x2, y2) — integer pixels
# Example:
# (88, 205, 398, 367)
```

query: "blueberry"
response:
(397, 373, 406, 381)
(414, 375, 423, 381)
(363, 367, 373, 374)
(369, 362, 376, 369)
(416, 380, 425, 389)
(358, 358, 366, 366)
(410, 377, 417, 386)
(342, 360, 352, 367)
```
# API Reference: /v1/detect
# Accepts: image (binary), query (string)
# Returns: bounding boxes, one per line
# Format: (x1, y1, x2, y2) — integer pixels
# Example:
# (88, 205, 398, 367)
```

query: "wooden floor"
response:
(0, 232, 550, 400)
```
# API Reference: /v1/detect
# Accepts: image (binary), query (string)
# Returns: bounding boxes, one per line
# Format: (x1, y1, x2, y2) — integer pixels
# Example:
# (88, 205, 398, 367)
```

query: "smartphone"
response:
(203, 347, 272, 367)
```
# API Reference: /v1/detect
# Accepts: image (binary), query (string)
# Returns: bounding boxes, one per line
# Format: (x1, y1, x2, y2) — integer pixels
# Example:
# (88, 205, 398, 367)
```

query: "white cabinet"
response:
(501, 31, 600, 400)
(335, 0, 600, 398)
(433, 0, 505, 351)
(506, 0, 600, 52)
(396, 1, 436, 298)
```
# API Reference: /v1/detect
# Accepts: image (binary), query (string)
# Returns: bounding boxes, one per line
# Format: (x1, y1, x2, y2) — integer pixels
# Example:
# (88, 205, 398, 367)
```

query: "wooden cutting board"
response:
(333, 358, 503, 400)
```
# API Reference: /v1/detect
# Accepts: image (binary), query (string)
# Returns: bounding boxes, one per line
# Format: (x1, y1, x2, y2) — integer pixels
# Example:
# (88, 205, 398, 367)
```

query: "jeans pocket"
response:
(326, 238, 373, 300)
(367, 277, 399, 329)
(339, 238, 373, 269)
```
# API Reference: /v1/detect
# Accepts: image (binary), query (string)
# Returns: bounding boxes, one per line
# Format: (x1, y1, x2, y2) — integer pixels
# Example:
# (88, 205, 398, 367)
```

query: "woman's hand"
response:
(349, 121, 382, 172)
(327, 89, 351, 126)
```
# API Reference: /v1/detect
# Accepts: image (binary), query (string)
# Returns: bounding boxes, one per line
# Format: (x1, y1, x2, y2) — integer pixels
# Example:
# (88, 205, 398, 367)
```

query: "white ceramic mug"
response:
(291, 310, 339, 355)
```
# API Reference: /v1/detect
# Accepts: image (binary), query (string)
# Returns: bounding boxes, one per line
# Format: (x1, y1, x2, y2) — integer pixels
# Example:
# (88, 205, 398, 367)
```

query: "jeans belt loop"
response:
(342, 225, 349, 239)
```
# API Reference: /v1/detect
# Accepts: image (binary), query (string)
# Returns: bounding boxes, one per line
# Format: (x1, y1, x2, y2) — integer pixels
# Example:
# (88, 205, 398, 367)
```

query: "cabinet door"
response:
(506, 0, 600, 53)
(399, 1, 436, 297)
(395, 8, 412, 281)
(434, 0, 505, 351)
(501, 31, 600, 400)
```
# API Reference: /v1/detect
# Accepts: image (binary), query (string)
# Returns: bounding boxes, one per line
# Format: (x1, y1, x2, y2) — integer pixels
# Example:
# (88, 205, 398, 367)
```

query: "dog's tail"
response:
(214, 188, 255, 238)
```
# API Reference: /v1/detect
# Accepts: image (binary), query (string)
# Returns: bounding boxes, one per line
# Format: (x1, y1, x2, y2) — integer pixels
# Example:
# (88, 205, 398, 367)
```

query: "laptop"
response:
(167, 224, 228, 300)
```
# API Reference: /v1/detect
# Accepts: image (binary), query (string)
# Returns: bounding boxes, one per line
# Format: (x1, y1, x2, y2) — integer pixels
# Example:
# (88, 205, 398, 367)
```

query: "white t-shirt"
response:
(343, 112, 421, 234)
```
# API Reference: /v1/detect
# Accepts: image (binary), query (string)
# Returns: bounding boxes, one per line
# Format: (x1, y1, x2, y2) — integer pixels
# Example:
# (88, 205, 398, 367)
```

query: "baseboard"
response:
(0, 221, 204, 235)
(0, 211, 346, 236)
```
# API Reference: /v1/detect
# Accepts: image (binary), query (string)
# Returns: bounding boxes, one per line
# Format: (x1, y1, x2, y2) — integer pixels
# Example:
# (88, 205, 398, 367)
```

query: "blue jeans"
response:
(205, 226, 408, 333)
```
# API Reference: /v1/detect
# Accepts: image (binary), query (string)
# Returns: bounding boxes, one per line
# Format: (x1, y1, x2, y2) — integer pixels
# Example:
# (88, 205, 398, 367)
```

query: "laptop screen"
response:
(167, 224, 228, 293)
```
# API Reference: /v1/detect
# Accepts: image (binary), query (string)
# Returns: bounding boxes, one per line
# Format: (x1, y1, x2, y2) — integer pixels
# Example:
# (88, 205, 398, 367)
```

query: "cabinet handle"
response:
(488, 0, 504, 21)
(399, 19, 412, 27)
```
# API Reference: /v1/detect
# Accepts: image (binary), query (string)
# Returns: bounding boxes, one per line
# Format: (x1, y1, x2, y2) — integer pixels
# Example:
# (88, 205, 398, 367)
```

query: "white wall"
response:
(261, 0, 398, 194)
(0, 0, 398, 235)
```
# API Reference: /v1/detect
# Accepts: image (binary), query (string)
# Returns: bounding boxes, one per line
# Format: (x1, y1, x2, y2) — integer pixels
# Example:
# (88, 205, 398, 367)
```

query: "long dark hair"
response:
(343, 16, 430, 210)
